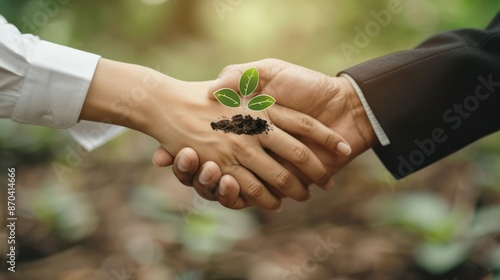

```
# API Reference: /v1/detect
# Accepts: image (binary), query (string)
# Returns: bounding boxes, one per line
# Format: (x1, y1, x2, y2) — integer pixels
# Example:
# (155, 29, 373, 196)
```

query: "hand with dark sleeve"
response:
(341, 12, 500, 178)
(154, 12, 500, 209)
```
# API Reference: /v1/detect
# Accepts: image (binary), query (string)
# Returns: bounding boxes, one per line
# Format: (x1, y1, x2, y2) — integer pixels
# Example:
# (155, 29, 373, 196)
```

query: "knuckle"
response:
(244, 182, 265, 200)
(262, 58, 280, 65)
(315, 167, 331, 186)
(276, 170, 293, 190)
(230, 138, 255, 159)
(299, 115, 314, 133)
(231, 137, 246, 150)
(324, 133, 338, 150)
(292, 145, 309, 164)
(268, 199, 282, 211)
(261, 58, 286, 75)
(221, 64, 238, 74)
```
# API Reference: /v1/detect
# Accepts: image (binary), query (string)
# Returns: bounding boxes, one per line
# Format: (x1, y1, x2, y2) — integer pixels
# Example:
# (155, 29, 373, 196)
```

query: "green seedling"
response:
(213, 67, 276, 112)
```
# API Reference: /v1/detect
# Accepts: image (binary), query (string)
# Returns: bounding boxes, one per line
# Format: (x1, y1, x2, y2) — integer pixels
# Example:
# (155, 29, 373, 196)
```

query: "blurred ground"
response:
(1, 1, 500, 279)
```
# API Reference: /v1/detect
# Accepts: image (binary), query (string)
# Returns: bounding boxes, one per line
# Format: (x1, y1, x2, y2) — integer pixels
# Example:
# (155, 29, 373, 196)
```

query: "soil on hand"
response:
(211, 114, 271, 135)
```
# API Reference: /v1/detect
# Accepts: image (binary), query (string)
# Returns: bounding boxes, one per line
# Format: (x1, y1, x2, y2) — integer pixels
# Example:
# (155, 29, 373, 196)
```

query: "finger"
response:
(215, 175, 248, 209)
(191, 161, 222, 201)
(152, 146, 174, 167)
(270, 152, 335, 192)
(172, 148, 200, 187)
(225, 164, 282, 211)
(209, 70, 243, 100)
(208, 59, 283, 99)
(236, 144, 311, 202)
(269, 105, 352, 156)
(258, 126, 334, 191)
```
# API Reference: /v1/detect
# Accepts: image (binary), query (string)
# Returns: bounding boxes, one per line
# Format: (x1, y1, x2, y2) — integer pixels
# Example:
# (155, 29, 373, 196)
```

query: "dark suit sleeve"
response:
(341, 12, 500, 179)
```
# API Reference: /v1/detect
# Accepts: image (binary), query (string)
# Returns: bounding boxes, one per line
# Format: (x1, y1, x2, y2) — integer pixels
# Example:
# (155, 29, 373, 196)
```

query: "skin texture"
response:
(153, 59, 378, 209)
(79, 58, 351, 211)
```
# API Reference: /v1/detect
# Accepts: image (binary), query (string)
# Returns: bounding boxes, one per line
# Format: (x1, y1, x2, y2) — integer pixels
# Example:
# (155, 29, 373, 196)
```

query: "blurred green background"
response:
(1, 0, 500, 279)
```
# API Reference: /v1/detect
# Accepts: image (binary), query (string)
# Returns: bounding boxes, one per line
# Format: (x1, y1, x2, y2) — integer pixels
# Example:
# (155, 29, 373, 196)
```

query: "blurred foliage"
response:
(370, 192, 500, 274)
(28, 182, 99, 242)
(369, 192, 460, 242)
(0, 120, 71, 167)
(1, 0, 500, 279)
(129, 185, 257, 261)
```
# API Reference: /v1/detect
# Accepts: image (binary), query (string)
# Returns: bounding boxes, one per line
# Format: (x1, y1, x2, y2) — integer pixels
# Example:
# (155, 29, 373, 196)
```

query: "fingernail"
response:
(152, 157, 160, 167)
(337, 142, 352, 156)
(177, 154, 190, 172)
(199, 168, 212, 185)
(218, 181, 227, 196)
(275, 204, 283, 213)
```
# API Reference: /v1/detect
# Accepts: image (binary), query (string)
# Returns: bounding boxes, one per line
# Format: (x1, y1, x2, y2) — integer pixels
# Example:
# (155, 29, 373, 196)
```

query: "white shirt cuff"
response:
(341, 74, 390, 146)
(12, 40, 101, 129)
(70, 121, 127, 151)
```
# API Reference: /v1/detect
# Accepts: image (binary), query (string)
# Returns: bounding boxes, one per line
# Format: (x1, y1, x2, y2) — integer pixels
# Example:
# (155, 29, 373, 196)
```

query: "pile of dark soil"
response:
(211, 114, 271, 135)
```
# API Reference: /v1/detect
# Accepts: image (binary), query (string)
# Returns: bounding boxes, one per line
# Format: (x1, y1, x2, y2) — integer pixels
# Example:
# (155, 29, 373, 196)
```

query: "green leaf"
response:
(368, 192, 457, 242)
(213, 88, 241, 108)
(247, 94, 276, 112)
(466, 205, 500, 239)
(415, 242, 470, 274)
(239, 67, 259, 97)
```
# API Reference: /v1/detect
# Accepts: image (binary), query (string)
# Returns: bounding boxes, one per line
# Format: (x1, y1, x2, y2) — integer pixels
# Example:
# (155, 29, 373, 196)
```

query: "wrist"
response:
(80, 59, 172, 135)
(337, 76, 378, 149)
(138, 76, 184, 141)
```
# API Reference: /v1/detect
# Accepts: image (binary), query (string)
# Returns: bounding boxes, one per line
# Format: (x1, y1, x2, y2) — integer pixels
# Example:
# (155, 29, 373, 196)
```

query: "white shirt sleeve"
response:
(341, 73, 390, 146)
(0, 15, 126, 151)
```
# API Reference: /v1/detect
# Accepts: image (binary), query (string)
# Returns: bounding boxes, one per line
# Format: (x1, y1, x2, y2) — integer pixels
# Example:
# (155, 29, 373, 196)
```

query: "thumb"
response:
(208, 66, 248, 100)
(152, 146, 174, 167)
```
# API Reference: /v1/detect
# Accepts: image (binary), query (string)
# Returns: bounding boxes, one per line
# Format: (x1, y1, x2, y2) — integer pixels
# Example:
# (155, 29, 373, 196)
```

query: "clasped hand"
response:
(151, 59, 377, 210)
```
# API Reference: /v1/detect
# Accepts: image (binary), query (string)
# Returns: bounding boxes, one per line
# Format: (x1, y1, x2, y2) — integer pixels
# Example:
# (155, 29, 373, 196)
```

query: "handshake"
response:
(81, 13, 500, 211)
(4, 12, 499, 211)
(141, 58, 378, 211)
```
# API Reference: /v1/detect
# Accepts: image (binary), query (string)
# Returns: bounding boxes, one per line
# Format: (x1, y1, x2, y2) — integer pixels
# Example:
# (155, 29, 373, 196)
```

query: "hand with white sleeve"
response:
(154, 59, 379, 209)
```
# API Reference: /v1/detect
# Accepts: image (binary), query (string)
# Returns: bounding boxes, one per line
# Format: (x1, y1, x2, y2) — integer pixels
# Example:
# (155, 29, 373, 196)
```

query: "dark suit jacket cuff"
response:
(339, 13, 500, 178)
